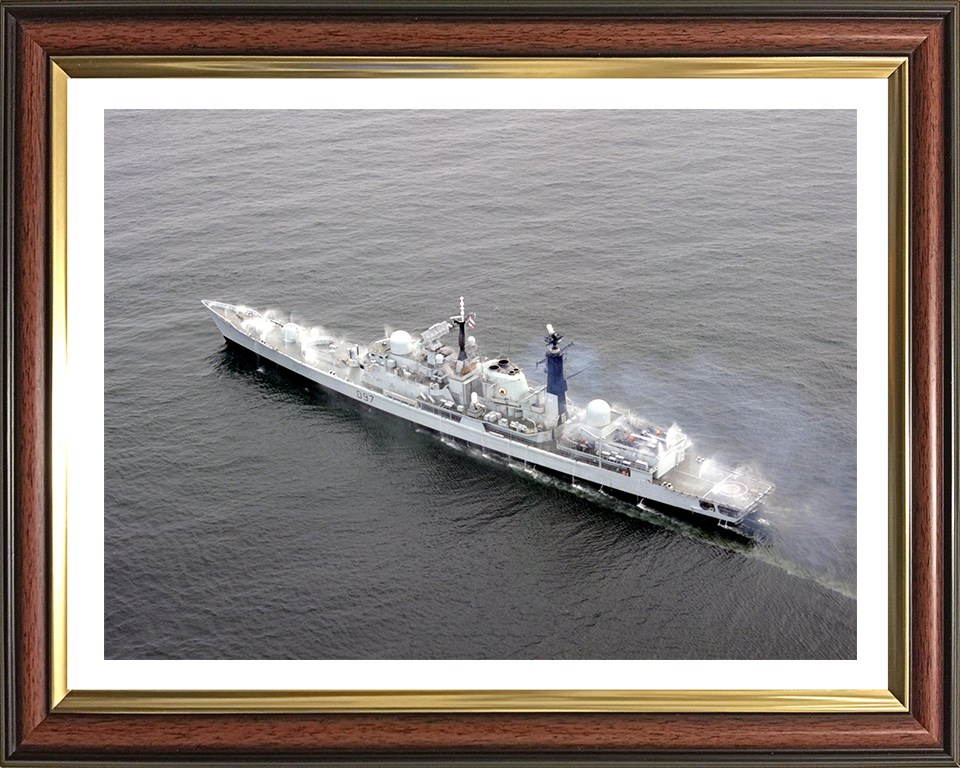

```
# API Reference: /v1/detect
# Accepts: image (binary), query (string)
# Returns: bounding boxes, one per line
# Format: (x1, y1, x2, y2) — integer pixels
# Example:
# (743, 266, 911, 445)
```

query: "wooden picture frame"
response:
(2, 2, 957, 765)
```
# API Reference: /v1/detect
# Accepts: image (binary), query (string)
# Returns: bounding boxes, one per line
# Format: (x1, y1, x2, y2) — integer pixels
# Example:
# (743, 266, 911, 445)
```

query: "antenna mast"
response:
(544, 323, 568, 422)
(450, 296, 475, 362)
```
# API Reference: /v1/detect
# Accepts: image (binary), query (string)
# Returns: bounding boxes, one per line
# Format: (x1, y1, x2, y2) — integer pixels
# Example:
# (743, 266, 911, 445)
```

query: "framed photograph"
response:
(2, 2, 957, 766)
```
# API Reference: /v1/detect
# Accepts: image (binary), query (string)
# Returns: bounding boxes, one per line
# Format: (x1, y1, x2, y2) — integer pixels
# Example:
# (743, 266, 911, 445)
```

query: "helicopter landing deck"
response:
(660, 455, 774, 515)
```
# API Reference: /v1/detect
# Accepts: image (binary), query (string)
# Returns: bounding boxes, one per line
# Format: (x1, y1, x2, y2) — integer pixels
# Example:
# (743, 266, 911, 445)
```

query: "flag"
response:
(468, 317, 475, 329)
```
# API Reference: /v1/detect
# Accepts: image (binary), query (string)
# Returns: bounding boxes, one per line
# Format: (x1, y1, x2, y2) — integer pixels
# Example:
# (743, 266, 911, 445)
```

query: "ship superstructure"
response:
(202, 297, 774, 530)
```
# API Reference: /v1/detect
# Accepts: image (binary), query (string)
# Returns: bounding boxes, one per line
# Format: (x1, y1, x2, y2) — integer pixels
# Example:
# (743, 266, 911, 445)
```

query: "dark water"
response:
(104, 109, 857, 660)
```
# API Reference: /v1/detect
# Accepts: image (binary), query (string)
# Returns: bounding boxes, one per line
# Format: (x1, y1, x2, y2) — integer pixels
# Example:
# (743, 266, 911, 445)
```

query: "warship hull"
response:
(204, 300, 773, 530)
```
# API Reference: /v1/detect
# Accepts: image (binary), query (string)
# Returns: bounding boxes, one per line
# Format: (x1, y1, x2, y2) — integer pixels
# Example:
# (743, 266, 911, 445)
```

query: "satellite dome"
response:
(389, 329, 413, 355)
(584, 399, 612, 427)
(281, 323, 301, 343)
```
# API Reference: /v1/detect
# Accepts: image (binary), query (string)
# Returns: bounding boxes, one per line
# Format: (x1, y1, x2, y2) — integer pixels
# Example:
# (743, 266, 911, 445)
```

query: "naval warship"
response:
(203, 297, 774, 531)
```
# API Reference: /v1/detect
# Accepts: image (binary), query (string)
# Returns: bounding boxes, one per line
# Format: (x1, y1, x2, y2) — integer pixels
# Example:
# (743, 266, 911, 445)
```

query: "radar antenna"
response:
(545, 323, 563, 348)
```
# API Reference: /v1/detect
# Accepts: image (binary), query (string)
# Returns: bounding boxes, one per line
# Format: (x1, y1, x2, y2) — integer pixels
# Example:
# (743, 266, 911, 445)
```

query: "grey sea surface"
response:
(105, 109, 857, 660)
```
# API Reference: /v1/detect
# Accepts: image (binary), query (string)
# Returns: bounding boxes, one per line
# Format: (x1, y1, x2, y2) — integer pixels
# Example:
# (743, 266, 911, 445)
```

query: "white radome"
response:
(584, 399, 612, 427)
(389, 329, 413, 355)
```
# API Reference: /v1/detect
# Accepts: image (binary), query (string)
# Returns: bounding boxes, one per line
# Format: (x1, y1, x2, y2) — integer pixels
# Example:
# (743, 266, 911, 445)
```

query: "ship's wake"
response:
(218, 345, 855, 603)
(426, 430, 856, 601)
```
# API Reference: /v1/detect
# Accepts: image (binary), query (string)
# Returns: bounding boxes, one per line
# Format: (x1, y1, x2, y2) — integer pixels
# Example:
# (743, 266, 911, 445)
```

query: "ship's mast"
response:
(450, 296, 475, 362)
(545, 323, 568, 422)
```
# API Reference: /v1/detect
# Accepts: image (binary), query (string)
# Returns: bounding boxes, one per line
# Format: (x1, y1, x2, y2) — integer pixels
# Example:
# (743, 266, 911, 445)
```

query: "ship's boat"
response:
(203, 297, 774, 530)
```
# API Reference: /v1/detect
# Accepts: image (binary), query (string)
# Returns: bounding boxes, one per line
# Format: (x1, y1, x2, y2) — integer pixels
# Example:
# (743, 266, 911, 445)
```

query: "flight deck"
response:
(660, 455, 774, 515)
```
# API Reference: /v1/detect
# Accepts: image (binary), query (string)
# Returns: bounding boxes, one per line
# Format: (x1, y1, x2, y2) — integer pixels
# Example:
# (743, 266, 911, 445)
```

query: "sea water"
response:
(104, 109, 856, 660)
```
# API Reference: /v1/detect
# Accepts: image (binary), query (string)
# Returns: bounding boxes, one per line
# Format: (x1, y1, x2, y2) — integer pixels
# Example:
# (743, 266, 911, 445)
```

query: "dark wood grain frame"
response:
(1, 2, 958, 766)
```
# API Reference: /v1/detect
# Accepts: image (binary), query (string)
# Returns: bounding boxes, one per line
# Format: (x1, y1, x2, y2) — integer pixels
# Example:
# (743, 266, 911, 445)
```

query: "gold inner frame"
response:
(48, 55, 909, 714)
